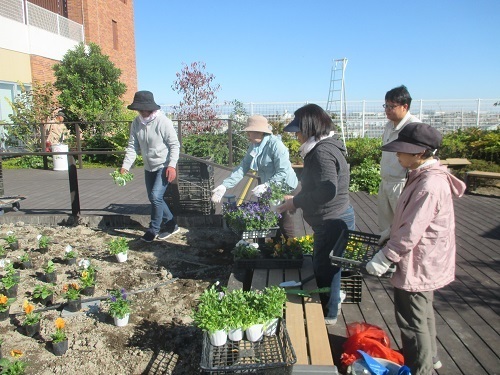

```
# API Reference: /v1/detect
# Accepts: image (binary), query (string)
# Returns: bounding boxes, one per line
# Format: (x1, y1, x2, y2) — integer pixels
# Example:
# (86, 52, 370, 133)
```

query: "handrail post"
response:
(68, 155, 81, 219)
(75, 123, 83, 169)
(41, 123, 48, 170)
(228, 119, 233, 167)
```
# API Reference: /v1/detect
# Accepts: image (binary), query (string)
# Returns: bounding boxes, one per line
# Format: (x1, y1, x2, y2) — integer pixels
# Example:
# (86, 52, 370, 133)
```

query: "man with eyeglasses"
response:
(377, 85, 420, 240)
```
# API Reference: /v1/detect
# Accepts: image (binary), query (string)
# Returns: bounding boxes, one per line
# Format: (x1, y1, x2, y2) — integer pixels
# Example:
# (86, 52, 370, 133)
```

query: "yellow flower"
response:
(11, 349, 23, 358)
(71, 283, 80, 290)
(0, 294, 7, 304)
(55, 317, 65, 329)
(81, 271, 88, 279)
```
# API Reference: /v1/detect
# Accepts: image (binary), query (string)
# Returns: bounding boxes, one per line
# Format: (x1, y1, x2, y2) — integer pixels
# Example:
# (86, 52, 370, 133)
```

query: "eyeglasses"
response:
(383, 103, 401, 110)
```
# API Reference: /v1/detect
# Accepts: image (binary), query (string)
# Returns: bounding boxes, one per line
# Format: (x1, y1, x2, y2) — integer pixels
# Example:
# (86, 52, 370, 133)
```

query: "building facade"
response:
(0, 0, 137, 122)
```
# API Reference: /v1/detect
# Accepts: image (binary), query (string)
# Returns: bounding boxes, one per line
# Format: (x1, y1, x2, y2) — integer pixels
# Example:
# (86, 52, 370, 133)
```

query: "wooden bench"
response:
(440, 158, 471, 168)
(228, 256, 339, 374)
(464, 170, 500, 192)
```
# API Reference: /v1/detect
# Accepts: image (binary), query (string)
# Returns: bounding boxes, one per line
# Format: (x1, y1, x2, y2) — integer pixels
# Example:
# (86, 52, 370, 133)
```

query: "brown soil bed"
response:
(0, 223, 239, 374)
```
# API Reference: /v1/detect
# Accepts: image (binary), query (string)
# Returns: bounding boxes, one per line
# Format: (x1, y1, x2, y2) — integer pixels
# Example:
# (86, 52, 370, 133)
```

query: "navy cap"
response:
(283, 117, 300, 132)
(382, 122, 442, 153)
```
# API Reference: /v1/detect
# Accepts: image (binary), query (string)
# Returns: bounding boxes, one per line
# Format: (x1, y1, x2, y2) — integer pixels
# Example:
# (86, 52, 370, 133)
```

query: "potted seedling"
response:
(44, 260, 57, 283)
(1, 263, 20, 298)
(261, 286, 287, 336)
(63, 245, 77, 265)
(32, 284, 54, 306)
(22, 300, 42, 337)
(242, 290, 267, 342)
(108, 237, 129, 263)
(19, 251, 33, 269)
(106, 288, 132, 326)
(5, 231, 19, 250)
(0, 245, 7, 259)
(51, 318, 69, 356)
(37, 234, 51, 253)
(224, 289, 247, 342)
(62, 283, 81, 312)
(0, 293, 15, 321)
(80, 268, 97, 296)
(192, 282, 228, 346)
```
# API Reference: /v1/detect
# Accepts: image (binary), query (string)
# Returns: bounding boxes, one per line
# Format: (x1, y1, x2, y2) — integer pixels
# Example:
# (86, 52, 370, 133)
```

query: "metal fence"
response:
(0, 0, 83, 42)
(162, 99, 500, 139)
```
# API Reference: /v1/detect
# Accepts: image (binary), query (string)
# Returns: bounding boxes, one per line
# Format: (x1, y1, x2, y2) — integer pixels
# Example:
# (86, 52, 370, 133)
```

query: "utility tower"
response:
(326, 58, 348, 146)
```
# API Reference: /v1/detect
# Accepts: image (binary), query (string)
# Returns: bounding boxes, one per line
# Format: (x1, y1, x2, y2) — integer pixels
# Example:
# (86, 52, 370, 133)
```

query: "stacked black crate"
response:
(164, 158, 215, 215)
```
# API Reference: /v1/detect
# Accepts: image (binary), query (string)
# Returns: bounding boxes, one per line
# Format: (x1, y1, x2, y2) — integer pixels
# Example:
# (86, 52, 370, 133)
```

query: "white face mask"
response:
(139, 110, 158, 125)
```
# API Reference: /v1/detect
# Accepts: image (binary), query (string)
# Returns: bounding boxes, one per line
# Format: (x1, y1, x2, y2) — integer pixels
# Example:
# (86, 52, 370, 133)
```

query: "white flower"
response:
(236, 240, 249, 247)
(214, 281, 220, 286)
(36, 234, 42, 241)
(250, 242, 259, 249)
(218, 292, 225, 300)
(6, 231, 13, 235)
(0, 259, 11, 268)
(78, 259, 90, 269)
(65, 245, 73, 253)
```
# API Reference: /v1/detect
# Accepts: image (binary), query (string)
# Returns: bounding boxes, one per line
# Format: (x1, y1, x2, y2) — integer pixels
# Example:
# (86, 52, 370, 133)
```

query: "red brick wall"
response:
(66, 0, 137, 103)
(31, 55, 58, 84)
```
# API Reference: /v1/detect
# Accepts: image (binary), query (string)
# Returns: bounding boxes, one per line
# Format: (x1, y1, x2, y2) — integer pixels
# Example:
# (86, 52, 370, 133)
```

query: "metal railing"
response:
(0, 0, 84, 42)
(162, 99, 500, 138)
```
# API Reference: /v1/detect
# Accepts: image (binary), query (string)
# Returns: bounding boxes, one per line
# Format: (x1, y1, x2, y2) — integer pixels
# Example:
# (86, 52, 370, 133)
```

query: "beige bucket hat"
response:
(244, 115, 272, 134)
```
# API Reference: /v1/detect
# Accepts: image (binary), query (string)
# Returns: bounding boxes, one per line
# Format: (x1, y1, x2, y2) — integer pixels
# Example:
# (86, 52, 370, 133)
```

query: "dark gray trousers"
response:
(394, 288, 437, 375)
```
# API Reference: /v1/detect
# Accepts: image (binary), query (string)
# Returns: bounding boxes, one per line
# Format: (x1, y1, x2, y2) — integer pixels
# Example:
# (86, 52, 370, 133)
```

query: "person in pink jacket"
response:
(366, 122, 466, 375)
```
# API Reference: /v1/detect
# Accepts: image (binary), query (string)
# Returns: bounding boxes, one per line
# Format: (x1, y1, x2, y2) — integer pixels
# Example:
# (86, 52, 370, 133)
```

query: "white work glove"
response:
(251, 183, 268, 197)
(211, 185, 227, 203)
(377, 228, 391, 246)
(366, 251, 392, 277)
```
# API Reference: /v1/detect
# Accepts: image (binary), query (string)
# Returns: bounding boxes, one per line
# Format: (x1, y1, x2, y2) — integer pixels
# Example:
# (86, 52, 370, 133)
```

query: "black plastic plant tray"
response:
(234, 256, 304, 270)
(200, 320, 296, 374)
(231, 227, 279, 240)
(340, 271, 363, 303)
(329, 230, 381, 271)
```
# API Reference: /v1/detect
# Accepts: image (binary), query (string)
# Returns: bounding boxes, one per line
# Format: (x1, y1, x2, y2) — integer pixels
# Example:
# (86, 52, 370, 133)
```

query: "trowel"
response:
(279, 274, 315, 288)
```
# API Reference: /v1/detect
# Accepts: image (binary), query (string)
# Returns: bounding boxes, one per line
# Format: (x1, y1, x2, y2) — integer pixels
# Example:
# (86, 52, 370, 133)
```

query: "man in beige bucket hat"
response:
(211, 114, 298, 238)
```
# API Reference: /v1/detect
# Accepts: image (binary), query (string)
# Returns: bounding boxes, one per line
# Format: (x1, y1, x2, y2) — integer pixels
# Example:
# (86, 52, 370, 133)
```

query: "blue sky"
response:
(133, 1, 499, 105)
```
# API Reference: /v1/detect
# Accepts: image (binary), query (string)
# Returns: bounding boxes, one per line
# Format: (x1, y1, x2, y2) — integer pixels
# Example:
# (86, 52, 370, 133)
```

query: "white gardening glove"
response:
(377, 228, 391, 246)
(211, 185, 227, 203)
(251, 183, 268, 197)
(366, 251, 392, 277)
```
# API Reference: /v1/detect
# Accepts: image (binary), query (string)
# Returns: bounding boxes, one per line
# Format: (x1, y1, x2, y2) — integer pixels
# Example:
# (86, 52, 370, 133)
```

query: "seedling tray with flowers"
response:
(329, 230, 382, 271)
(223, 201, 280, 240)
(232, 239, 304, 270)
(200, 319, 296, 374)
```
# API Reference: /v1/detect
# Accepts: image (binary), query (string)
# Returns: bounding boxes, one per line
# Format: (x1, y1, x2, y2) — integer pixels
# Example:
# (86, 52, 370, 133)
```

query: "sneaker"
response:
(141, 229, 157, 243)
(433, 356, 443, 370)
(158, 224, 180, 240)
(324, 316, 337, 325)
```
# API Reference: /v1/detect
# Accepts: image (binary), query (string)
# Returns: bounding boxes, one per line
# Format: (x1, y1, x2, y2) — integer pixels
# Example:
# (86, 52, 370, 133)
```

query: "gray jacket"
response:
(122, 112, 180, 172)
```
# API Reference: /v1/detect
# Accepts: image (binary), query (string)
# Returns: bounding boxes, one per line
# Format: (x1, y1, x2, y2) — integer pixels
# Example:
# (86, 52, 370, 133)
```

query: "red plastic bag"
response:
(340, 322, 404, 367)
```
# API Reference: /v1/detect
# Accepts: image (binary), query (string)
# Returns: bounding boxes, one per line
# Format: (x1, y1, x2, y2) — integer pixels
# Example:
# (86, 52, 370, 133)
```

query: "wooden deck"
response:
(0, 166, 499, 374)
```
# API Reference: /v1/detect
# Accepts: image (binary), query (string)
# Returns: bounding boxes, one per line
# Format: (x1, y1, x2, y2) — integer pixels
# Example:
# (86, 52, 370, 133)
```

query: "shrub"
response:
(346, 137, 382, 168)
(182, 132, 247, 166)
(349, 159, 381, 195)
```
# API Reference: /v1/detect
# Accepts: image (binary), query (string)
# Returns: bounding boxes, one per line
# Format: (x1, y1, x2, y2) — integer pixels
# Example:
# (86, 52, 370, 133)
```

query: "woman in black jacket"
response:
(278, 103, 355, 325)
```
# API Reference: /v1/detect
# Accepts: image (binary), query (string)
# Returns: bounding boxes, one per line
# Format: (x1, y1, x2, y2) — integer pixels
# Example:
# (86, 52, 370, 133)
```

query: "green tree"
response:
(6, 81, 59, 151)
(53, 42, 126, 133)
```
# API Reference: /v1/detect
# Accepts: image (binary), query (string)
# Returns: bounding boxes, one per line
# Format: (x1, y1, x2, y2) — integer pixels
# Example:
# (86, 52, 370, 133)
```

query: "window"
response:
(112, 20, 118, 50)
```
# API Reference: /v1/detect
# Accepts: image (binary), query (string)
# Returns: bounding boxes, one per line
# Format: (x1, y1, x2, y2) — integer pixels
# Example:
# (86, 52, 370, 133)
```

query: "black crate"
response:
(227, 226, 279, 240)
(340, 271, 363, 303)
(200, 319, 296, 374)
(234, 256, 304, 270)
(177, 157, 213, 182)
(329, 230, 381, 272)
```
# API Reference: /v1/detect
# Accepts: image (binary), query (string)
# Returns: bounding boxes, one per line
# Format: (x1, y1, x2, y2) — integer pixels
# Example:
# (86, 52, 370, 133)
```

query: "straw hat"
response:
(244, 115, 272, 134)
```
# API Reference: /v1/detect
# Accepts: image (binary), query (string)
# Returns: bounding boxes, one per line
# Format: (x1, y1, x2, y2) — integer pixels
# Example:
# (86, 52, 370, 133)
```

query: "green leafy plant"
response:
(345, 137, 382, 168)
(349, 159, 381, 195)
(0, 293, 15, 312)
(259, 181, 293, 205)
(62, 283, 81, 301)
(19, 252, 31, 263)
(32, 284, 54, 300)
(240, 290, 267, 328)
(231, 240, 260, 259)
(44, 260, 56, 274)
(37, 235, 50, 249)
(0, 245, 6, 258)
(80, 268, 96, 288)
(51, 318, 67, 343)
(224, 289, 247, 330)
(0, 358, 28, 375)
(110, 169, 134, 186)
(191, 282, 228, 333)
(22, 301, 41, 326)
(64, 245, 77, 259)
(1, 264, 19, 290)
(5, 232, 17, 245)
(106, 288, 132, 319)
(108, 237, 129, 255)
(261, 286, 287, 320)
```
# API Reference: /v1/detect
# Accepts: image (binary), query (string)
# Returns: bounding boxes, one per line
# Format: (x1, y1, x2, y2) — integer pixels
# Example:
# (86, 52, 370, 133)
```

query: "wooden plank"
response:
(250, 269, 267, 291)
(301, 257, 334, 366)
(284, 268, 309, 365)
